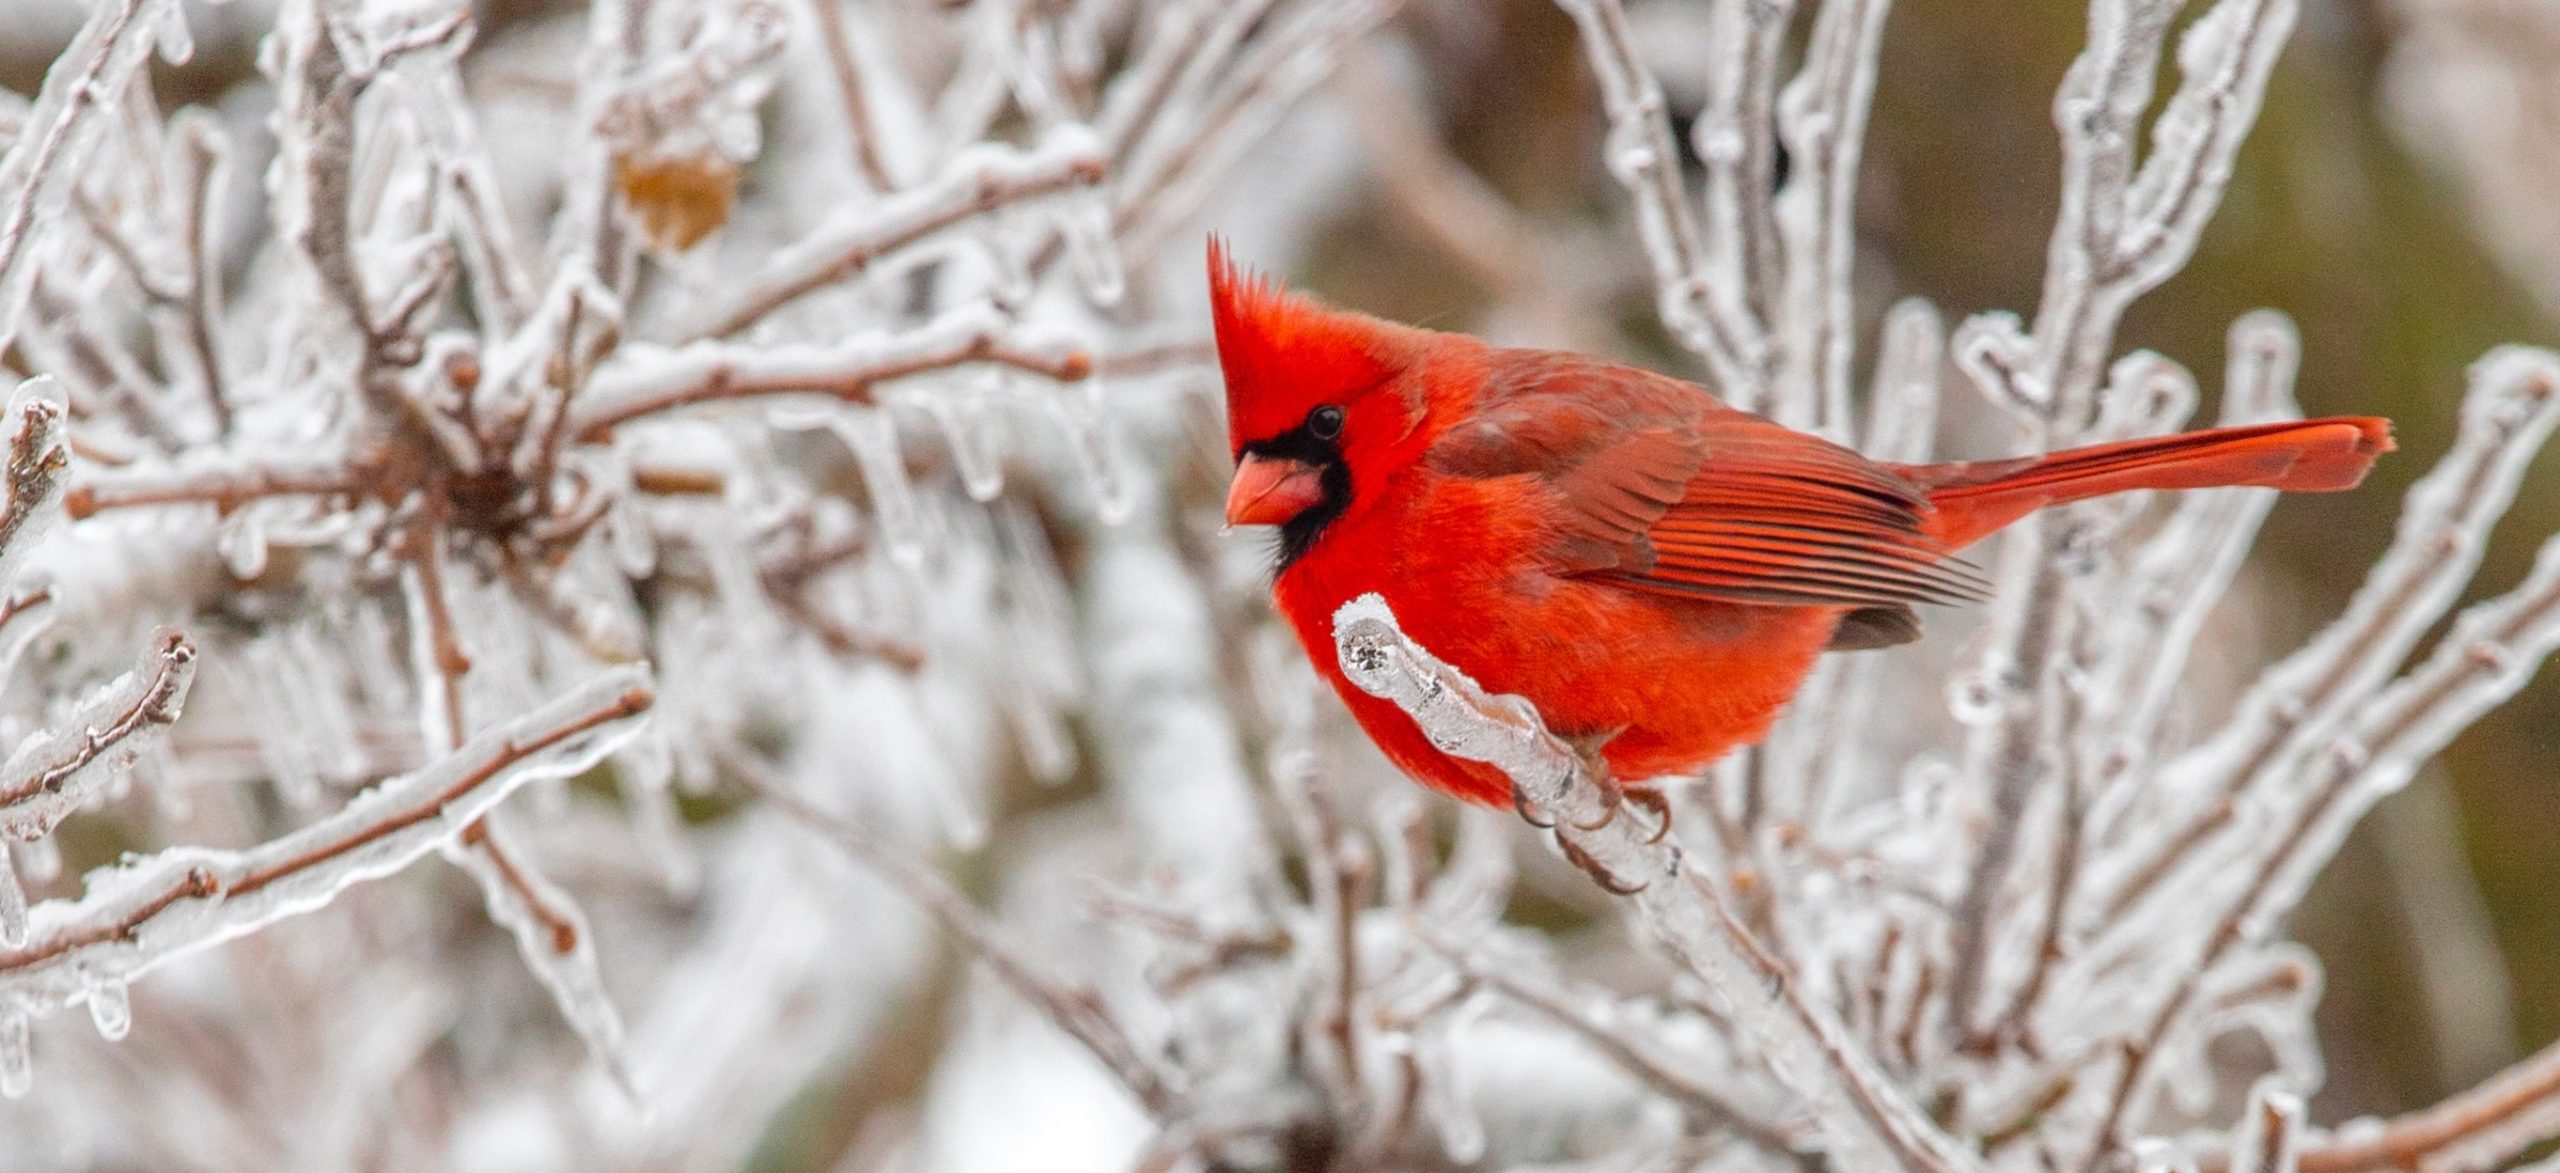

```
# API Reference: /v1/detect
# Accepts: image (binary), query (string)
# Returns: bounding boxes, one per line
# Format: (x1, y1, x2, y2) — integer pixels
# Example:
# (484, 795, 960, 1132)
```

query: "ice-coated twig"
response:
(2268, 1036, 2560, 1173)
(0, 629, 194, 839)
(802, 0, 897, 192)
(1948, 0, 2304, 1033)
(0, 386, 67, 583)
(571, 305, 1093, 438)
(0, 0, 175, 331)
(63, 457, 363, 520)
(0, 669, 650, 1028)
(1774, 0, 1893, 437)
(726, 747, 1178, 1116)
(443, 813, 635, 1100)
(1418, 932, 1811, 1159)
(1556, 0, 1760, 395)
(2176, 349, 2560, 799)
(689, 128, 1106, 340)
(1331, 593, 1981, 1173)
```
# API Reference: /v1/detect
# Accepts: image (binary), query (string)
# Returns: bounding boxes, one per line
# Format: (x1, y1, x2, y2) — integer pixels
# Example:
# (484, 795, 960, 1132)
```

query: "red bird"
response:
(1210, 244, 2393, 808)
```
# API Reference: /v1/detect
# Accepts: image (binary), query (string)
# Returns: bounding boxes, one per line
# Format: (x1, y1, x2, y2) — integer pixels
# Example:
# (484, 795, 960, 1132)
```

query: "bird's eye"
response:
(1309, 405, 1345, 440)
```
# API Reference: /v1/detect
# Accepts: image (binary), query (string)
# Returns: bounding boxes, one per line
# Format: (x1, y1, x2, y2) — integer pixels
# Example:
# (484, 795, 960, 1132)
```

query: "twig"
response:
(0, 629, 194, 831)
(2270, 1038, 2560, 1173)
(1421, 932, 1813, 1160)
(63, 459, 364, 519)
(803, 0, 897, 192)
(725, 747, 1179, 1116)
(571, 308, 1092, 439)
(689, 130, 1105, 340)
(0, 391, 67, 576)
(0, 0, 166, 314)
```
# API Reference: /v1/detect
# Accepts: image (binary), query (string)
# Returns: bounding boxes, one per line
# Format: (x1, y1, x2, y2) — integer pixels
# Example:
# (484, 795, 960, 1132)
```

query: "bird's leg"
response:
(1561, 728, 1628, 832)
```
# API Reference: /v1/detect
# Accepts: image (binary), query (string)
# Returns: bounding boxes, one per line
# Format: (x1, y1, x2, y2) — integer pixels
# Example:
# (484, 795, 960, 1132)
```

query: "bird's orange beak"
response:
(1225, 453, 1326, 527)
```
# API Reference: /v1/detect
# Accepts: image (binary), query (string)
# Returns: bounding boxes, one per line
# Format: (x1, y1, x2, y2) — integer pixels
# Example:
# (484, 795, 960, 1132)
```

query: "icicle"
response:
(1423, 993, 1491, 1163)
(1058, 190, 1125, 307)
(215, 509, 269, 579)
(86, 979, 130, 1041)
(152, 0, 192, 66)
(833, 411, 926, 568)
(442, 816, 639, 1102)
(0, 1010, 26, 1098)
(16, 833, 58, 884)
(602, 500, 658, 579)
(1001, 683, 1077, 784)
(0, 856, 24, 948)
(925, 377, 1008, 502)
(1049, 380, 1133, 524)
(976, 215, 1036, 307)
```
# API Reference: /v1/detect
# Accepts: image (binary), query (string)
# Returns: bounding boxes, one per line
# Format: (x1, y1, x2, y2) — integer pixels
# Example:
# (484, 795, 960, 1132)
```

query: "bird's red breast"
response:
(1209, 242, 2392, 806)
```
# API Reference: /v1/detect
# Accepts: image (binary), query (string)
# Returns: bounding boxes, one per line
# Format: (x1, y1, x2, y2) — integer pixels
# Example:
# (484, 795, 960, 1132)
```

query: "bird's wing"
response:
(1428, 353, 1987, 614)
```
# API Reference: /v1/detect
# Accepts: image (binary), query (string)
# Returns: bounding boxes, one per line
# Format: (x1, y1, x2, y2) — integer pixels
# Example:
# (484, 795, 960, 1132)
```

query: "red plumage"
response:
(1209, 243, 2393, 806)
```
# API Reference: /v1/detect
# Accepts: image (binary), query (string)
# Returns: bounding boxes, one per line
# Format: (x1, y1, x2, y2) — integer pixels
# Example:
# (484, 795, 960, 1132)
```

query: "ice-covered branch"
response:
(0, 668, 650, 1093)
(571, 306, 1092, 438)
(1556, 0, 1761, 395)
(0, 629, 193, 838)
(1331, 593, 1980, 1173)
(62, 457, 363, 520)
(0, 0, 176, 333)
(2279, 1036, 2560, 1173)
(0, 385, 67, 582)
(689, 128, 1107, 340)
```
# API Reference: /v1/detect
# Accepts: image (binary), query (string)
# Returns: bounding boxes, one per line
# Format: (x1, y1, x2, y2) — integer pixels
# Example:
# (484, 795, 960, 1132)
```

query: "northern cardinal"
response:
(1210, 243, 2393, 808)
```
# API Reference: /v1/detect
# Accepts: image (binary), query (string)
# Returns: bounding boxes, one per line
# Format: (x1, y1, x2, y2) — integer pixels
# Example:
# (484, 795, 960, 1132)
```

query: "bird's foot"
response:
(1621, 781, 1674, 844)
(1557, 832, 1645, 894)
(1511, 782, 1557, 830)
(1563, 729, 1628, 832)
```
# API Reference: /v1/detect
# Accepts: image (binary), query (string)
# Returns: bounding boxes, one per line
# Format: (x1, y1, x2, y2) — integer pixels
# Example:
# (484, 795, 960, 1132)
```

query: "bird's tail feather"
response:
(1901, 417, 2393, 550)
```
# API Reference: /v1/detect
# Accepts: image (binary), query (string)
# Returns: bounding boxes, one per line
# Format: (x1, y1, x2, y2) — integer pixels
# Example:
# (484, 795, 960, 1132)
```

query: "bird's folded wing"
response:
(1427, 360, 1986, 610)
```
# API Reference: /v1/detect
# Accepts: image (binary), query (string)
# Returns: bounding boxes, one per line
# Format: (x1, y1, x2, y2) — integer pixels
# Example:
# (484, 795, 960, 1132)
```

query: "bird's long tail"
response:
(1901, 416, 2393, 551)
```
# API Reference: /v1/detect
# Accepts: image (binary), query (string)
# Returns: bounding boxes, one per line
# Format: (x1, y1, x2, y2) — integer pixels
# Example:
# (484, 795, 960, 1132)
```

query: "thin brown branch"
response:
(0, 395, 67, 566)
(690, 143, 1105, 341)
(63, 459, 364, 519)
(804, 0, 897, 191)
(571, 325, 1091, 440)
(0, 629, 192, 816)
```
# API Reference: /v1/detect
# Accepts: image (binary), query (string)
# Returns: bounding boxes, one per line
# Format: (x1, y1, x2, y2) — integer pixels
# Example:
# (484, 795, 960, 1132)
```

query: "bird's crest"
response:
(1208, 237, 1421, 455)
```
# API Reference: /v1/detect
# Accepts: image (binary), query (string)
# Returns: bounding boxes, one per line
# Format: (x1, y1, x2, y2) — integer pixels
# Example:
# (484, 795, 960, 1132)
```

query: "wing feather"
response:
(1431, 352, 1977, 609)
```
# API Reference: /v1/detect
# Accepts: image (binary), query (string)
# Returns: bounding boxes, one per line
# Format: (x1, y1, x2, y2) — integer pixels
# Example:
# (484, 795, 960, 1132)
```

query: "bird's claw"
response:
(1558, 833, 1646, 894)
(1511, 783, 1557, 830)
(1623, 782, 1674, 844)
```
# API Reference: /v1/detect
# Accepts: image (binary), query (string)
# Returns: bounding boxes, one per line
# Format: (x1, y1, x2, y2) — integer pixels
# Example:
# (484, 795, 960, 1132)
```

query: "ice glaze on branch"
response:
(688, 129, 1108, 341)
(571, 306, 1093, 439)
(0, 670, 650, 1059)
